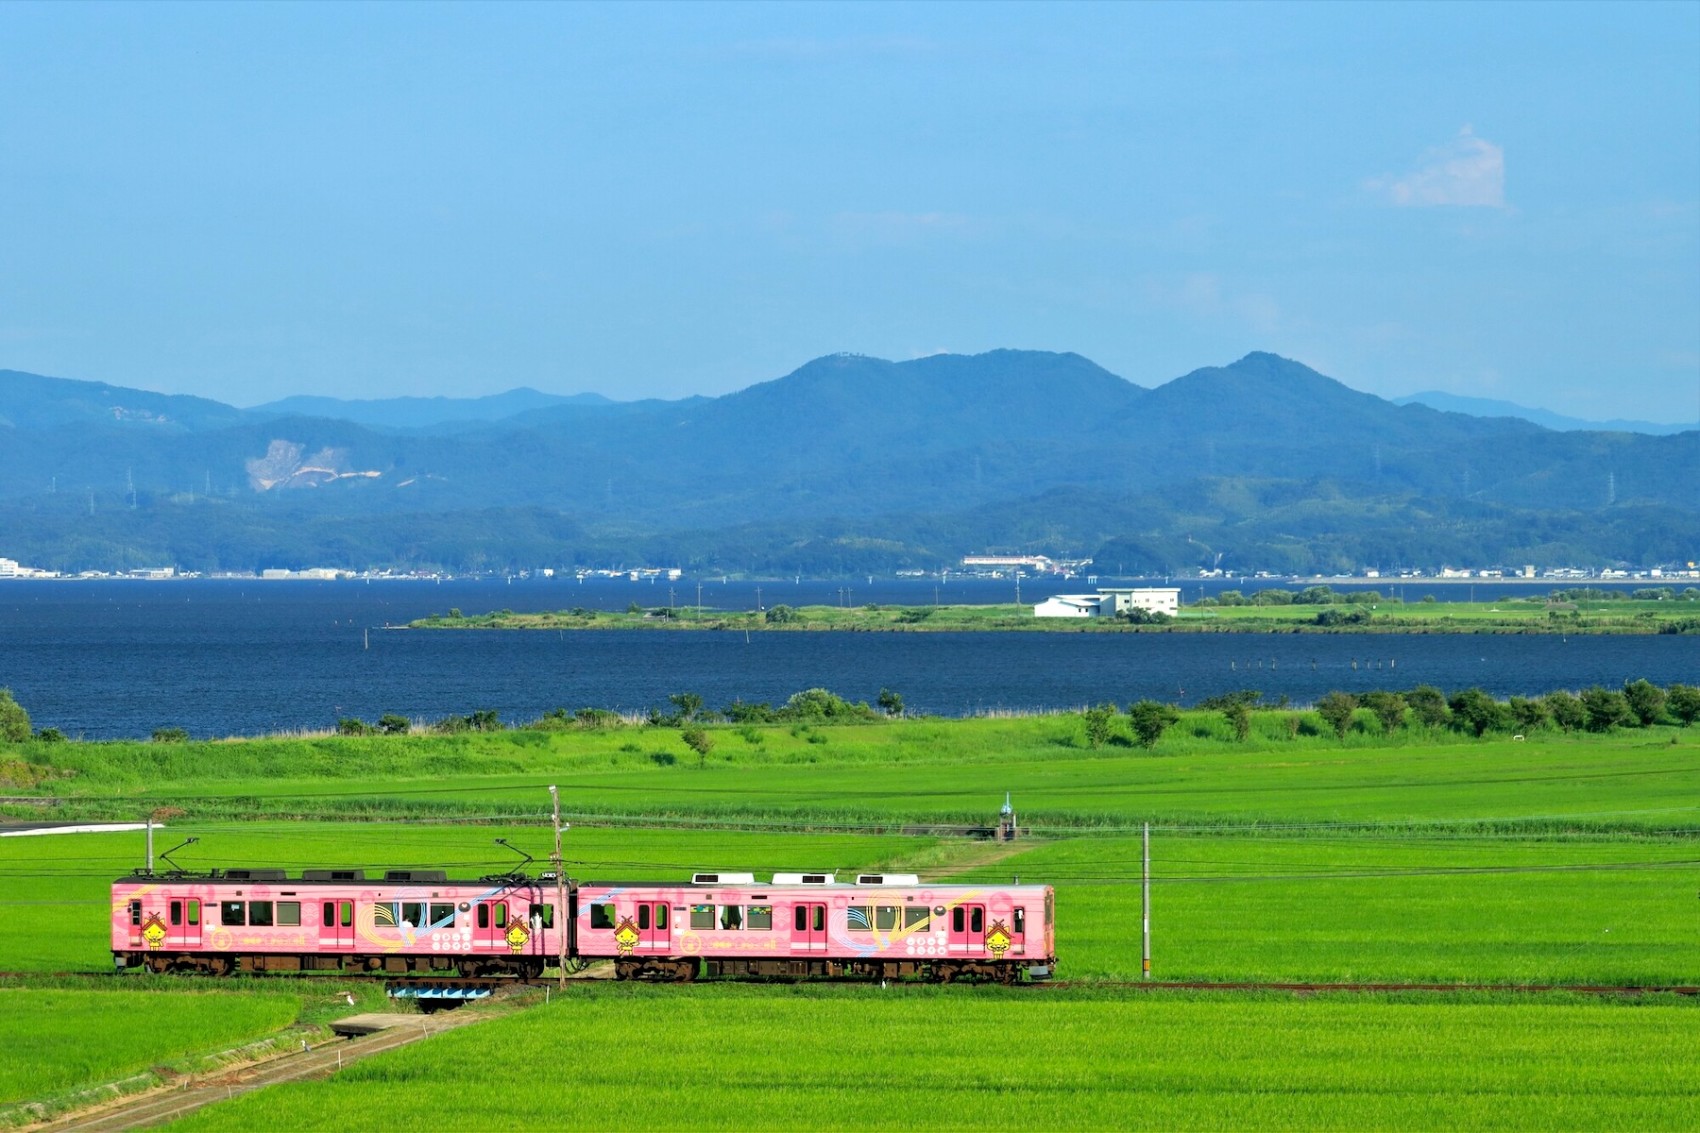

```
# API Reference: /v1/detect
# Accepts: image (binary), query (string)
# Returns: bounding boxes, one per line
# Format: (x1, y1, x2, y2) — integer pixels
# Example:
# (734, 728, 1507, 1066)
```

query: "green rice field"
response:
(167, 986, 1700, 1131)
(2, 714, 1696, 1128)
(0, 987, 299, 1107)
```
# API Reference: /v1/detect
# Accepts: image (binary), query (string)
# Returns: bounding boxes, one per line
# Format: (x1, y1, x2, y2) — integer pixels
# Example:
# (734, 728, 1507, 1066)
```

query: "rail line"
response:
(1035, 980, 1700, 996)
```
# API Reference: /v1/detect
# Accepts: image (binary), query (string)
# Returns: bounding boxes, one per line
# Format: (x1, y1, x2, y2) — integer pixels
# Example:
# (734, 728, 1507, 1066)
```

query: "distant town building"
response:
(1033, 587, 1181, 619)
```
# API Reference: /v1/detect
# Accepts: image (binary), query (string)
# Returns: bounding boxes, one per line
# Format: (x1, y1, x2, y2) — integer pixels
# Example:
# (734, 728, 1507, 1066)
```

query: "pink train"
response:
(112, 868, 1057, 984)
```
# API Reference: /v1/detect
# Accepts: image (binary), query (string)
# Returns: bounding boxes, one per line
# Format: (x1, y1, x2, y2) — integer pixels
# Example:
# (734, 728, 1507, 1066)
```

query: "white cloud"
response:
(1368, 126, 1505, 208)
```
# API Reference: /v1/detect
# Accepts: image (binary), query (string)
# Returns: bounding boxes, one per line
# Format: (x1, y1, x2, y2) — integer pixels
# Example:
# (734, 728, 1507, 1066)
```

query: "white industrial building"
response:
(1033, 587, 1181, 619)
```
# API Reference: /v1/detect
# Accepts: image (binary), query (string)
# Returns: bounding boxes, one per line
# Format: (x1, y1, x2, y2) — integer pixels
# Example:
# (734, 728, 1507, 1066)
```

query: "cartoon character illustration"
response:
(141, 912, 167, 950)
(613, 915, 640, 955)
(985, 919, 1013, 960)
(505, 919, 530, 953)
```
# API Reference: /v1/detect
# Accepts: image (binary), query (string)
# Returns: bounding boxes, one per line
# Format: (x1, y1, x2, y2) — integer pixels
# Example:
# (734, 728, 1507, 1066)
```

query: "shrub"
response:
(877, 688, 905, 717)
(681, 726, 715, 764)
(765, 604, 799, 625)
(736, 725, 763, 745)
(0, 689, 29, 743)
(337, 717, 374, 736)
(34, 727, 65, 743)
(1127, 700, 1179, 749)
(1405, 685, 1451, 727)
(1082, 704, 1117, 749)
(1580, 687, 1635, 733)
(650, 751, 677, 767)
(1315, 692, 1359, 739)
(1359, 691, 1407, 733)
(1544, 690, 1586, 732)
(1507, 697, 1550, 733)
(378, 714, 411, 735)
(1622, 679, 1666, 727)
(1668, 683, 1700, 727)
(1226, 702, 1251, 742)
(724, 699, 777, 724)
(151, 727, 188, 743)
(1448, 688, 1507, 737)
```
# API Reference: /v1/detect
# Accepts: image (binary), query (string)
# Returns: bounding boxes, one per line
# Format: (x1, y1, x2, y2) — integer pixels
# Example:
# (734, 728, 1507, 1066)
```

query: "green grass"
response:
(13, 719, 1700, 833)
(0, 987, 299, 1107)
(167, 985, 1700, 1131)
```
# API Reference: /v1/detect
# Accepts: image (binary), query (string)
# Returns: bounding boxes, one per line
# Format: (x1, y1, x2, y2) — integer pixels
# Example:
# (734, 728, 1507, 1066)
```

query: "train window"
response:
(340, 901, 353, 928)
(846, 905, 873, 932)
(278, 902, 301, 927)
(719, 905, 742, 931)
(638, 905, 650, 931)
(536, 904, 555, 929)
(904, 906, 930, 930)
(1013, 908, 1026, 936)
(399, 902, 425, 928)
(690, 904, 715, 930)
(322, 902, 336, 927)
(811, 906, 824, 933)
(221, 901, 246, 927)
(373, 904, 397, 927)
(590, 903, 615, 930)
(248, 901, 274, 927)
(494, 903, 507, 928)
(656, 905, 668, 930)
(129, 900, 141, 926)
(794, 905, 807, 932)
(429, 903, 455, 927)
(747, 905, 773, 931)
(477, 904, 488, 929)
(970, 908, 984, 934)
(188, 900, 200, 926)
(171, 900, 183, 927)
(951, 907, 964, 933)
(875, 906, 898, 931)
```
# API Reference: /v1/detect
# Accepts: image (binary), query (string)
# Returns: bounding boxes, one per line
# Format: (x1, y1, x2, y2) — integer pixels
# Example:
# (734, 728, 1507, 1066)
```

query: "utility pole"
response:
(549, 785, 566, 990)
(1142, 822, 1151, 981)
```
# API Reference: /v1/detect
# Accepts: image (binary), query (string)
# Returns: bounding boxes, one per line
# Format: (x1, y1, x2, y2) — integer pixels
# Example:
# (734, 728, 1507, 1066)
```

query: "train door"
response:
(790, 902, 827, 952)
(475, 899, 508, 950)
(949, 903, 986, 955)
(319, 898, 354, 951)
(169, 897, 203, 948)
(635, 902, 670, 953)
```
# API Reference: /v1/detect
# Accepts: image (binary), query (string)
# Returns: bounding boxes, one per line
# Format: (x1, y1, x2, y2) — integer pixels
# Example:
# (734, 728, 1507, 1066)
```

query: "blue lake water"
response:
(0, 578, 1694, 739)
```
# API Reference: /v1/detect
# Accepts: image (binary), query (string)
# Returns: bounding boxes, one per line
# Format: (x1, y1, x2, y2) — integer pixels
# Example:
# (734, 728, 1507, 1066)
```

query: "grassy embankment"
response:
(409, 595, 1700, 633)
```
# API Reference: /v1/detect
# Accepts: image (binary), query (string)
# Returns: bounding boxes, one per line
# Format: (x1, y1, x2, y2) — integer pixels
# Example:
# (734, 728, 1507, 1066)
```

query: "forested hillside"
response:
(1, 352, 1693, 574)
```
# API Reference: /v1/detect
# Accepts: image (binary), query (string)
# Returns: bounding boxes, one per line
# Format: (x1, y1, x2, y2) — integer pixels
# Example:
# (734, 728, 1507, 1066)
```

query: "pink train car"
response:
(112, 868, 562, 977)
(574, 871, 1056, 984)
(112, 867, 1056, 983)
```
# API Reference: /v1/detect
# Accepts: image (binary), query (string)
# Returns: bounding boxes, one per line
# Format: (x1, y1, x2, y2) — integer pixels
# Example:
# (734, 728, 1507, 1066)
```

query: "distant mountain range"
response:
(1393, 391, 1694, 436)
(0, 352, 1694, 575)
(249, 388, 614, 431)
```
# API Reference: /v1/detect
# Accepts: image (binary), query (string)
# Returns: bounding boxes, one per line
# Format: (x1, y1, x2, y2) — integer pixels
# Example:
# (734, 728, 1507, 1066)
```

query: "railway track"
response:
(41, 1008, 493, 1133)
(1035, 979, 1700, 996)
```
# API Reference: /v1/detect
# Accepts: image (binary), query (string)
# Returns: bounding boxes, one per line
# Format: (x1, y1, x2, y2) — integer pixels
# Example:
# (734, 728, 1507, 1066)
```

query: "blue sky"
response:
(2, 1, 1696, 421)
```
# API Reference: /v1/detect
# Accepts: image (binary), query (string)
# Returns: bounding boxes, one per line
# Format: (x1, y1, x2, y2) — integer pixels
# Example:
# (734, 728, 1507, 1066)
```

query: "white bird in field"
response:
(345, 992, 355, 1006)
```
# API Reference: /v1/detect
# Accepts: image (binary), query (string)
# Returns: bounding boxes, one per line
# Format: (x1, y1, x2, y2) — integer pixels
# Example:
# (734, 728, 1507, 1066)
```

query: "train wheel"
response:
(615, 960, 639, 981)
(997, 966, 1019, 987)
(207, 956, 234, 977)
(933, 963, 958, 984)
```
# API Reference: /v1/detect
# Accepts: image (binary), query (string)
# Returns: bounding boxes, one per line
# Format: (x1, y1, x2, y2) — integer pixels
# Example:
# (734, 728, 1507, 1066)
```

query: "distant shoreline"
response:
(408, 599, 1699, 636)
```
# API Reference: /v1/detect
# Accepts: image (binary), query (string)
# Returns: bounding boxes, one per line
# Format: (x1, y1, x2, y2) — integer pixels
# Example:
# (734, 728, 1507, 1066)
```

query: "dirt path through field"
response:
(38, 996, 528, 1133)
